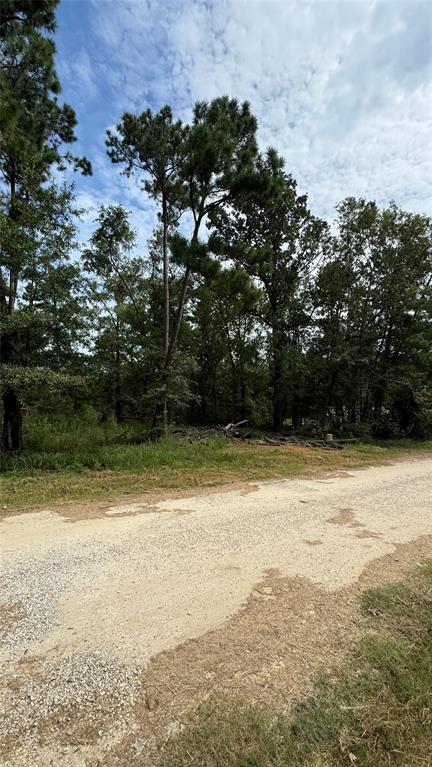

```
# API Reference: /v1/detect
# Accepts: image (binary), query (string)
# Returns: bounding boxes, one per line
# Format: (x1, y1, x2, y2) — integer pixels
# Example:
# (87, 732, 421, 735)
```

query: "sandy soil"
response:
(1, 458, 431, 766)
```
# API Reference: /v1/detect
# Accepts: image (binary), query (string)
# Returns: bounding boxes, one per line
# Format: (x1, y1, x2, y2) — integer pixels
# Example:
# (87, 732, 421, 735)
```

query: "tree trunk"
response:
(270, 305, 285, 432)
(212, 371, 218, 423)
(222, 314, 238, 413)
(165, 217, 202, 374)
(115, 348, 123, 423)
(272, 358, 284, 431)
(165, 265, 192, 372)
(2, 388, 23, 453)
(114, 310, 123, 423)
(291, 390, 301, 428)
(239, 349, 246, 419)
(161, 368, 169, 435)
(161, 196, 170, 436)
(153, 218, 201, 430)
(1, 173, 23, 456)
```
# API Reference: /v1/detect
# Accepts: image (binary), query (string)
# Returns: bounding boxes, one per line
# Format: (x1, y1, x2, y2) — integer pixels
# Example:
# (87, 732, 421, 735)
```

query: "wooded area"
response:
(1, 0, 431, 460)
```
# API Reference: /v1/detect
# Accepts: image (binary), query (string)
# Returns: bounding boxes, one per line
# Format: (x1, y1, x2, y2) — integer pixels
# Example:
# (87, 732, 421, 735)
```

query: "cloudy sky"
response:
(56, 0, 432, 244)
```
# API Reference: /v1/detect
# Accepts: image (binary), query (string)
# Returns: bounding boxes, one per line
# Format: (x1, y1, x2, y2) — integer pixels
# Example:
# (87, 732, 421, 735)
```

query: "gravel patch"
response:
(0, 459, 431, 766)
(0, 542, 147, 764)
(0, 536, 164, 657)
(0, 650, 142, 765)
(1, 549, 98, 653)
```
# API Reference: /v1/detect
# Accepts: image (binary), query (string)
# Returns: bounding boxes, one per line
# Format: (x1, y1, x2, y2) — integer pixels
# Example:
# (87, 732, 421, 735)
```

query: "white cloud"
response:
(65, 0, 432, 247)
(58, 48, 99, 109)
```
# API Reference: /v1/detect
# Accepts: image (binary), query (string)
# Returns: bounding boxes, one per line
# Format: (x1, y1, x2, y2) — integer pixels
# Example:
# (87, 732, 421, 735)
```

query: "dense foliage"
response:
(1, 0, 431, 457)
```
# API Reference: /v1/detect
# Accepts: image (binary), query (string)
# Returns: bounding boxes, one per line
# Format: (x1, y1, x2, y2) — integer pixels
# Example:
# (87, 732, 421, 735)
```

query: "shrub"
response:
(371, 414, 401, 439)
(334, 421, 372, 441)
(410, 408, 432, 439)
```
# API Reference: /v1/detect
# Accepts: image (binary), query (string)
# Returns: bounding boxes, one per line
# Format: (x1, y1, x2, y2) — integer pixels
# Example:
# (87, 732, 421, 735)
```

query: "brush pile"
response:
(258, 435, 343, 450)
(184, 421, 346, 449)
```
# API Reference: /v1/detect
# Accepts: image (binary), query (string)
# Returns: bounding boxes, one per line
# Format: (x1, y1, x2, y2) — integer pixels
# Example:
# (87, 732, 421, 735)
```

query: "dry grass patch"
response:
(1, 438, 431, 512)
(158, 559, 432, 767)
(97, 539, 432, 767)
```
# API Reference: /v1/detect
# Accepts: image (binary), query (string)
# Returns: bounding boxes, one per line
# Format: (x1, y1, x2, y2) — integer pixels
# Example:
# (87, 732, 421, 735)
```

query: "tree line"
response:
(1, 0, 431, 454)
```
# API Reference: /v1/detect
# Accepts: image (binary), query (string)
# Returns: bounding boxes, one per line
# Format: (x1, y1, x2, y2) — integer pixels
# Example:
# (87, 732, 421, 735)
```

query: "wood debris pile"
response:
(184, 421, 347, 450)
(258, 435, 343, 450)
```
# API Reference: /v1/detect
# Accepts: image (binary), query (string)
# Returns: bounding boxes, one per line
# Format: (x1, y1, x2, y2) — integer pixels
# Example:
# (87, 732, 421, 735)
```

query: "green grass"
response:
(0, 412, 431, 510)
(6, 410, 150, 456)
(160, 563, 432, 767)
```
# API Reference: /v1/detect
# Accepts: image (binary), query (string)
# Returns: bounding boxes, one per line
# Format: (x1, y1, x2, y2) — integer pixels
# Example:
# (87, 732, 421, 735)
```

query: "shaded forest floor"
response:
(1, 415, 431, 511)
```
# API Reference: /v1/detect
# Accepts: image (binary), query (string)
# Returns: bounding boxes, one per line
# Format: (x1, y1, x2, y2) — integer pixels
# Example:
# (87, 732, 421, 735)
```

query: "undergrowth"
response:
(0, 412, 431, 510)
(160, 563, 432, 767)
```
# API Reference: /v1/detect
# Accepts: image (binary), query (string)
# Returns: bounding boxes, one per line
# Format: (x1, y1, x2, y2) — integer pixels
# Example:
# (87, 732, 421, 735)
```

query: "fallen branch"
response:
(217, 420, 249, 439)
(261, 436, 343, 450)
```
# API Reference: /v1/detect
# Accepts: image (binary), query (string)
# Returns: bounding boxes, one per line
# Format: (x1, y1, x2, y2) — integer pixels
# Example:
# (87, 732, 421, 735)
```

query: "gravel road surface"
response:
(1, 458, 431, 766)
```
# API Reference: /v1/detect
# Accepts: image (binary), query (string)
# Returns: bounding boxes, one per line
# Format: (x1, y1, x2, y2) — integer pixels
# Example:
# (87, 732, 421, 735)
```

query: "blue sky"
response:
(55, 0, 432, 246)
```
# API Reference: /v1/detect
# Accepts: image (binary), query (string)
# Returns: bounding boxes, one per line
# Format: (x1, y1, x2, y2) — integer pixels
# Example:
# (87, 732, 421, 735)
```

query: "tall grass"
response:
(1, 412, 431, 510)
(4, 436, 232, 473)
(3, 411, 228, 472)
(18, 410, 149, 453)
(5, 411, 432, 474)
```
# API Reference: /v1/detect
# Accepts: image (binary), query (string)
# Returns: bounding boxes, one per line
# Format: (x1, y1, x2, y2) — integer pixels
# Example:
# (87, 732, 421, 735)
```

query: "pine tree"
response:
(0, 0, 90, 451)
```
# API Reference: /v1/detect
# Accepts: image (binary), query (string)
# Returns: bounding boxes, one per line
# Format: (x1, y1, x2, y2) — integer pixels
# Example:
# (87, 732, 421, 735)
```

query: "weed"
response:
(0, 412, 431, 510)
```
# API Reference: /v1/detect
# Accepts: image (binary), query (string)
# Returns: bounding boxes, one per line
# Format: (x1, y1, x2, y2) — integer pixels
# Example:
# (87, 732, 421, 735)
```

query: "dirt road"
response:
(1, 458, 432, 766)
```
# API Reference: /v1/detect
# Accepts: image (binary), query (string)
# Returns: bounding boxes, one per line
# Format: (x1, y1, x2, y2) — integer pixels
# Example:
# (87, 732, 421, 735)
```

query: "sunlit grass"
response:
(0, 412, 430, 510)
(1, 434, 431, 511)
